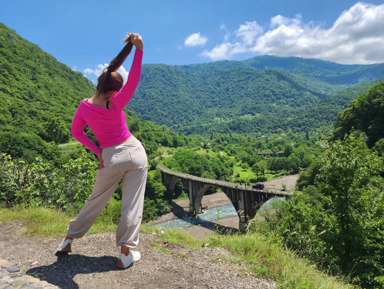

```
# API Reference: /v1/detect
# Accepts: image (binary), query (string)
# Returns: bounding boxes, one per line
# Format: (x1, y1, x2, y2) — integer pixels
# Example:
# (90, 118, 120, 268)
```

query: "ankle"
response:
(121, 246, 130, 256)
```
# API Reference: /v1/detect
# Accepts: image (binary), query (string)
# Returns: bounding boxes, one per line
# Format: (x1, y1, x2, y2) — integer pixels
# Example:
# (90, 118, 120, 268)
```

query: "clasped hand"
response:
(126, 33, 143, 50)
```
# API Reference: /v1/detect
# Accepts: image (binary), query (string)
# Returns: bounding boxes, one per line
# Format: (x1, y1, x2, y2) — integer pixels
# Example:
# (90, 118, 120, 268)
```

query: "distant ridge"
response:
(128, 54, 384, 134)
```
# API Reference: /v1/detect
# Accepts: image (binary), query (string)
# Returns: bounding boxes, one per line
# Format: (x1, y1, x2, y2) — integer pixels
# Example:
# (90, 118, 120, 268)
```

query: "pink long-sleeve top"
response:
(71, 49, 143, 155)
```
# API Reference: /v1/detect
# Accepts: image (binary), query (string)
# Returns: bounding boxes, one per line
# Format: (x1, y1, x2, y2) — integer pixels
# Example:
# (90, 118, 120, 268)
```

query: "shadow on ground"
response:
(26, 254, 121, 289)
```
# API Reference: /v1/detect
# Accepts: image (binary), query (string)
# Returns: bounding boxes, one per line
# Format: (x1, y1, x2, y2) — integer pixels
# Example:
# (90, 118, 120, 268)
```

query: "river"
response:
(152, 197, 284, 230)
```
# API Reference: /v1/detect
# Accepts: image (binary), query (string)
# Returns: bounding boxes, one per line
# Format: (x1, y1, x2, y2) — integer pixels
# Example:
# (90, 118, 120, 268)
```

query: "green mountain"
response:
(0, 23, 95, 140)
(130, 65, 322, 135)
(332, 80, 384, 148)
(280, 78, 384, 132)
(128, 57, 384, 135)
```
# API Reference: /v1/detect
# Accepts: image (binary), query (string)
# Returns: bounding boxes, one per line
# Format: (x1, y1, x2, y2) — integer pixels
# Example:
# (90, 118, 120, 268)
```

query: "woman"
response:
(57, 33, 147, 269)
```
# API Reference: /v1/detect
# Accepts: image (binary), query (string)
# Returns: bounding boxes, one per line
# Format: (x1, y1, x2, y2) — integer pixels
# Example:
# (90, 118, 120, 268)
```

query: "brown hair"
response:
(96, 36, 133, 95)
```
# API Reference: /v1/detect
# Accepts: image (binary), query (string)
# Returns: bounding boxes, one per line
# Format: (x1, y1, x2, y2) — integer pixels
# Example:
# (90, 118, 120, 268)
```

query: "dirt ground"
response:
(0, 222, 275, 289)
(0, 175, 297, 289)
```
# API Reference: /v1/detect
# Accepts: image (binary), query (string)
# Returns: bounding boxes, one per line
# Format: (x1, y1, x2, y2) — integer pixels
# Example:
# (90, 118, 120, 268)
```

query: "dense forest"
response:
(128, 51, 384, 135)
(1, 22, 384, 288)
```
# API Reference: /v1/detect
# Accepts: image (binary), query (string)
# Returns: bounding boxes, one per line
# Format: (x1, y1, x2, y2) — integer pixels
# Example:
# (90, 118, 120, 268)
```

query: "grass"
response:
(0, 205, 118, 237)
(207, 233, 354, 289)
(141, 226, 354, 288)
(0, 206, 72, 237)
(0, 207, 355, 289)
(58, 142, 82, 149)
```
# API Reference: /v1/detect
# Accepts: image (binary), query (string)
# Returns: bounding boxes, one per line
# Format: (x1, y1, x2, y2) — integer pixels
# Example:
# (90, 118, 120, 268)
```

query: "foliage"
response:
(0, 152, 96, 212)
(332, 81, 384, 147)
(0, 23, 95, 144)
(142, 169, 171, 222)
(0, 131, 63, 164)
(162, 149, 233, 181)
(258, 134, 384, 288)
(280, 78, 384, 133)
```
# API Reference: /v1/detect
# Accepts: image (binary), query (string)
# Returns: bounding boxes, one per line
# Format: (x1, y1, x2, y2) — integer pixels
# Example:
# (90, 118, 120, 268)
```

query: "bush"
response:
(0, 151, 96, 213)
(0, 131, 62, 164)
(257, 134, 384, 288)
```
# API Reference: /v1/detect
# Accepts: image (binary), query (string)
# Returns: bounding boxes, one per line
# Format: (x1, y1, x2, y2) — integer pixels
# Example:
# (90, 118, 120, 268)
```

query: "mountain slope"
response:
(0, 23, 95, 141)
(279, 78, 384, 132)
(128, 57, 384, 135)
(129, 65, 322, 134)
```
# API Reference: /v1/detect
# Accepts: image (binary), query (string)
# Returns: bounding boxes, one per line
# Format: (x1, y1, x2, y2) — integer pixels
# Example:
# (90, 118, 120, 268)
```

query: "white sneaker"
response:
(117, 251, 141, 268)
(56, 238, 72, 254)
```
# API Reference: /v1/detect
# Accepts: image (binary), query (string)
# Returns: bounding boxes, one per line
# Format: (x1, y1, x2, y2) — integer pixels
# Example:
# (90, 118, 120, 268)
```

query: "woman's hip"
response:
(102, 139, 147, 170)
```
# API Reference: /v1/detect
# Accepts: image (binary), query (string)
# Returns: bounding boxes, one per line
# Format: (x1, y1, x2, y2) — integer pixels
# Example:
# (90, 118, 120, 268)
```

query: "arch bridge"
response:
(158, 166, 292, 231)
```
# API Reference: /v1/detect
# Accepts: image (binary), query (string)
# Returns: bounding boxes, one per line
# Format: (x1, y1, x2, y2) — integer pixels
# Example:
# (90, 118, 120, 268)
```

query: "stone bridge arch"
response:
(158, 166, 292, 231)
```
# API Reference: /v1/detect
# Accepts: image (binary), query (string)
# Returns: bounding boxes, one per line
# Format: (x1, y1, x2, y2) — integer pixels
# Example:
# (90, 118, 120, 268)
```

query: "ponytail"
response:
(96, 36, 133, 95)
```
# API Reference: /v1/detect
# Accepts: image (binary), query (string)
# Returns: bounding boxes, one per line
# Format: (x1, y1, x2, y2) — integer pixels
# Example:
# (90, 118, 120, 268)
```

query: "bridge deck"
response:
(158, 165, 292, 196)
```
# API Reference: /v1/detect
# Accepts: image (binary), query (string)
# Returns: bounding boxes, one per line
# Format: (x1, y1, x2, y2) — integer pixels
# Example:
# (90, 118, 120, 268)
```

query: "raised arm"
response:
(111, 48, 143, 110)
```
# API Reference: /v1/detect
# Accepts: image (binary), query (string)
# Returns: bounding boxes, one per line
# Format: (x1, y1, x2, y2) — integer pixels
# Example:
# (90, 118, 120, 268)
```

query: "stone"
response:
(6, 265, 20, 272)
(9, 279, 25, 286)
(1, 275, 11, 282)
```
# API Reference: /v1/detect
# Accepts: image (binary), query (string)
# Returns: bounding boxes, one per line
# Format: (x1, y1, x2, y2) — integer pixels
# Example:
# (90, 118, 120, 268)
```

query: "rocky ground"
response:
(0, 223, 275, 289)
(0, 175, 297, 289)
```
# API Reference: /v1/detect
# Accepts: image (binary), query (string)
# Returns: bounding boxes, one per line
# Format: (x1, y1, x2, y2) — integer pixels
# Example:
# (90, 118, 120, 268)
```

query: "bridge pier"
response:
(181, 180, 210, 214)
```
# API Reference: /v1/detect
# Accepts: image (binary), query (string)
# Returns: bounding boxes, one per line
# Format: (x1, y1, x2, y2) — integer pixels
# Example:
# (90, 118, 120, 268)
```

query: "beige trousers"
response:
(67, 139, 148, 248)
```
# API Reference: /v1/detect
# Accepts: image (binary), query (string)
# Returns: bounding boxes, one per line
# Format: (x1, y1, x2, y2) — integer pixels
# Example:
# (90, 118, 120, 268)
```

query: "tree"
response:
(283, 144, 293, 157)
(44, 115, 69, 144)
(261, 134, 384, 288)
(332, 81, 384, 147)
(251, 163, 265, 176)
(316, 134, 384, 285)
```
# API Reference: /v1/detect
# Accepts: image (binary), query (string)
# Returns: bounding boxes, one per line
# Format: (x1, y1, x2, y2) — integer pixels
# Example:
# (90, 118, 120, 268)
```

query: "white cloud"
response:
(83, 64, 129, 84)
(202, 2, 384, 64)
(83, 68, 95, 75)
(236, 21, 263, 46)
(185, 32, 208, 47)
(117, 66, 129, 82)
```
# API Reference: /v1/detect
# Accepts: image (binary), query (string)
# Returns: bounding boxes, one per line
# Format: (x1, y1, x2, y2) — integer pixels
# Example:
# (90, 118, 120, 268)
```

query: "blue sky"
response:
(1, 0, 384, 83)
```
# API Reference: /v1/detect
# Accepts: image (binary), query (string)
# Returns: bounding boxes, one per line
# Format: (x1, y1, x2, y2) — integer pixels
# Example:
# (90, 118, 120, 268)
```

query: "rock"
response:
(6, 265, 20, 273)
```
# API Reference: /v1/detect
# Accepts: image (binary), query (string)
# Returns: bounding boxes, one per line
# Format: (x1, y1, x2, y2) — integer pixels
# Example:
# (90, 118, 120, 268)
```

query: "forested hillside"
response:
(332, 80, 384, 147)
(0, 23, 95, 138)
(131, 66, 321, 134)
(129, 55, 384, 135)
(279, 78, 384, 132)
